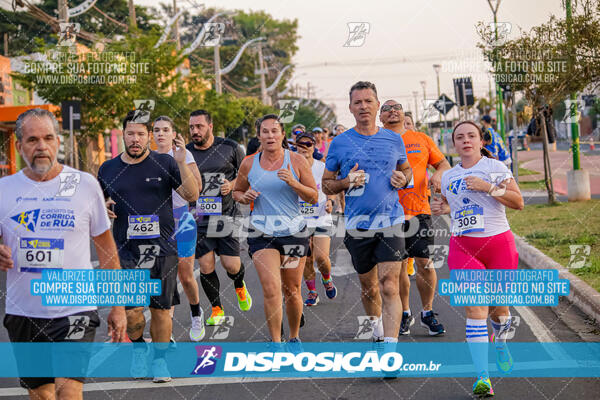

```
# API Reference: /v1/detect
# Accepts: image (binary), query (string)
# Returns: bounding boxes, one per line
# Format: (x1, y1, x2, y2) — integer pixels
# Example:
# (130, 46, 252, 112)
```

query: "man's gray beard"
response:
(24, 155, 55, 175)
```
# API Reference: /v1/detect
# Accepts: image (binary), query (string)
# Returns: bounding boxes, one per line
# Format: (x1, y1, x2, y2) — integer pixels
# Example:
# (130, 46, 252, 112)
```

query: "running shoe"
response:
(472, 373, 494, 397)
(407, 258, 416, 276)
(152, 358, 172, 383)
(287, 338, 304, 354)
(399, 312, 415, 336)
(304, 290, 319, 306)
(206, 306, 225, 326)
(235, 281, 253, 311)
(322, 278, 337, 299)
(420, 310, 445, 336)
(189, 311, 206, 342)
(130, 345, 149, 379)
(491, 332, 514, 374)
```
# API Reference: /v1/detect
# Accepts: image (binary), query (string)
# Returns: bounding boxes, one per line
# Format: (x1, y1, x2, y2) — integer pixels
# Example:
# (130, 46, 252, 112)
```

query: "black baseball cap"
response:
(295, 131, 316, 144)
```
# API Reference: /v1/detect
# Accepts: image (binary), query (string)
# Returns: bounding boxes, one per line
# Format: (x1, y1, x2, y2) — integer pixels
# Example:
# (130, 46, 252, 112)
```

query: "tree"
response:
(478, 0, 600, 203)
(163, 6, 299, 98)
(0, 0, 157, 56)
(13, 28, 211, 170)
(282, 105, 324, 135)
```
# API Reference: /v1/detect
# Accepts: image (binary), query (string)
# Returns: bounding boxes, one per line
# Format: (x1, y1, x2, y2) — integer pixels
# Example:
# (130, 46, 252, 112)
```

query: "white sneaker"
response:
(130, 345, 149, 379)
(152, 358, 172, 383)
(189, 311, 206, 342)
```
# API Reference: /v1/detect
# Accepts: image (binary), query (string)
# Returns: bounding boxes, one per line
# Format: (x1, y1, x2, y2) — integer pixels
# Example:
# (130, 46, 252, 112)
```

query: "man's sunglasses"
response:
(296, 141, 314, 148)
(293, 130, 304, 135)
(381, 104, 403, 112)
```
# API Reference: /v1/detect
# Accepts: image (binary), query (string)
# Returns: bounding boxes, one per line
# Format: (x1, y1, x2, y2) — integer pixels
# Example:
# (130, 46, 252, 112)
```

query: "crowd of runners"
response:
(0, 80, 524, 399)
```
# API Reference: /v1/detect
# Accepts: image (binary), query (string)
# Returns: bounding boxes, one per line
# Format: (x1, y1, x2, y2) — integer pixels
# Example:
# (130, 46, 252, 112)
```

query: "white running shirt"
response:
(0, 166, 110, 318)
(441, 156, 513, 237)
(299, 160, 333, 228)
(167, 148, 196, 209)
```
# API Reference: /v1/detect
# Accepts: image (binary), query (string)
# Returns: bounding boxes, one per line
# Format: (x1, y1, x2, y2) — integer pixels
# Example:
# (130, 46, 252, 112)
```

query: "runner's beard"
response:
(125, 145, 148, 159)
(192, 134, 209, 147)
(24, 154, 56, 175)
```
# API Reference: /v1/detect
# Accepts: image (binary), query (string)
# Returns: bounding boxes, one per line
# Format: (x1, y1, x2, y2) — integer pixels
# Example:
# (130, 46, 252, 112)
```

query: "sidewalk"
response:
(517, 149, 600, 195)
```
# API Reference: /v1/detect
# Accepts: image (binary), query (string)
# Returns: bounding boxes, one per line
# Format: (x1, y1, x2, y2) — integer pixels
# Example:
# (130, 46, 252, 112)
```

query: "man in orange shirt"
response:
(380, 100, 451, 337)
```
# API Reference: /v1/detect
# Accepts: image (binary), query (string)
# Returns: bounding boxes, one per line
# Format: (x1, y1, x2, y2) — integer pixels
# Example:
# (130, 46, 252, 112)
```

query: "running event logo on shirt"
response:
(56, 172, 81, 197)
(11, 209, 40, 232)
(191, 345, 222, 375)
(447, 178, 464, 195)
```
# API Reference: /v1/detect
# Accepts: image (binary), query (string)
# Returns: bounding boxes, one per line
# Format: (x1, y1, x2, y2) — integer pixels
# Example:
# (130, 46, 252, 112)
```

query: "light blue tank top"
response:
(248, 150, 306, 236)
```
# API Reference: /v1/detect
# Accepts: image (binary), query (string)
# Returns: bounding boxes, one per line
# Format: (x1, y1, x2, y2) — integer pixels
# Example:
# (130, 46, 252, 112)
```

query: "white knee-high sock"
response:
(466, 318, 489, 377)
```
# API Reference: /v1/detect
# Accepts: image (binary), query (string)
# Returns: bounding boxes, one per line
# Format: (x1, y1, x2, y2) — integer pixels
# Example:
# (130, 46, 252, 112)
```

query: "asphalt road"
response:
(0, 208, 599, 399)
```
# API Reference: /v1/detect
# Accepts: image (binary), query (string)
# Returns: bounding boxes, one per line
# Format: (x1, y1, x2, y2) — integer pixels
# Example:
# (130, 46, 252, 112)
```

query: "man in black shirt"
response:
(186, 110, 253, 326)
(98, 111, 198, 382)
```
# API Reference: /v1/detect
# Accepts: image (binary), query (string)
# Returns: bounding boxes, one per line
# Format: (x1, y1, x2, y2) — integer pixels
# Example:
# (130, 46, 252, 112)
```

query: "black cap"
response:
(295, 131, 316, 144)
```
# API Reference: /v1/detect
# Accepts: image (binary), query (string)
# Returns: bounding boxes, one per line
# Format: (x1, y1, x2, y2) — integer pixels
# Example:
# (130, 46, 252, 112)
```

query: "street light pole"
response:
(420, 81, 427, 134)
(487, 0, 506, 141)
(214, 44, 222, 93)
(412, 91, 419, 124)
(433, 64, 445, 147)
(566, 0, 580, 170)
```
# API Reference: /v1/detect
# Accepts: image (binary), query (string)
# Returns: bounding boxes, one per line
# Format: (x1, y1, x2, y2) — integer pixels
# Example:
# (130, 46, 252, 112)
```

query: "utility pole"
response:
(257, 42, 270, 105)
(433, 64, 444, 147)
(173, 0, 180, 50)
(58, 0, 68, 22)
(3, 33, 8, 56)
(214, 44, 221, 93)
(128, 0, 137, 29)
(412, 91, 419, 124)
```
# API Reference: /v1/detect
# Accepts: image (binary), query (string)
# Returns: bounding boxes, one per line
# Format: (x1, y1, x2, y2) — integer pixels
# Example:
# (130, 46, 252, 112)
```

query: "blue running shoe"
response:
(304, 290, 319, 306)
(420, 310, 445, 336)
(322, 278, 337, 299)
(491, 332, 513, 374)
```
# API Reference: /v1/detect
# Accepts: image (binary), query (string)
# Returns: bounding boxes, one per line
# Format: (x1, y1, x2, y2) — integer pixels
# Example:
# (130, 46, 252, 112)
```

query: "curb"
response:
(514, 233, 600, 324)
